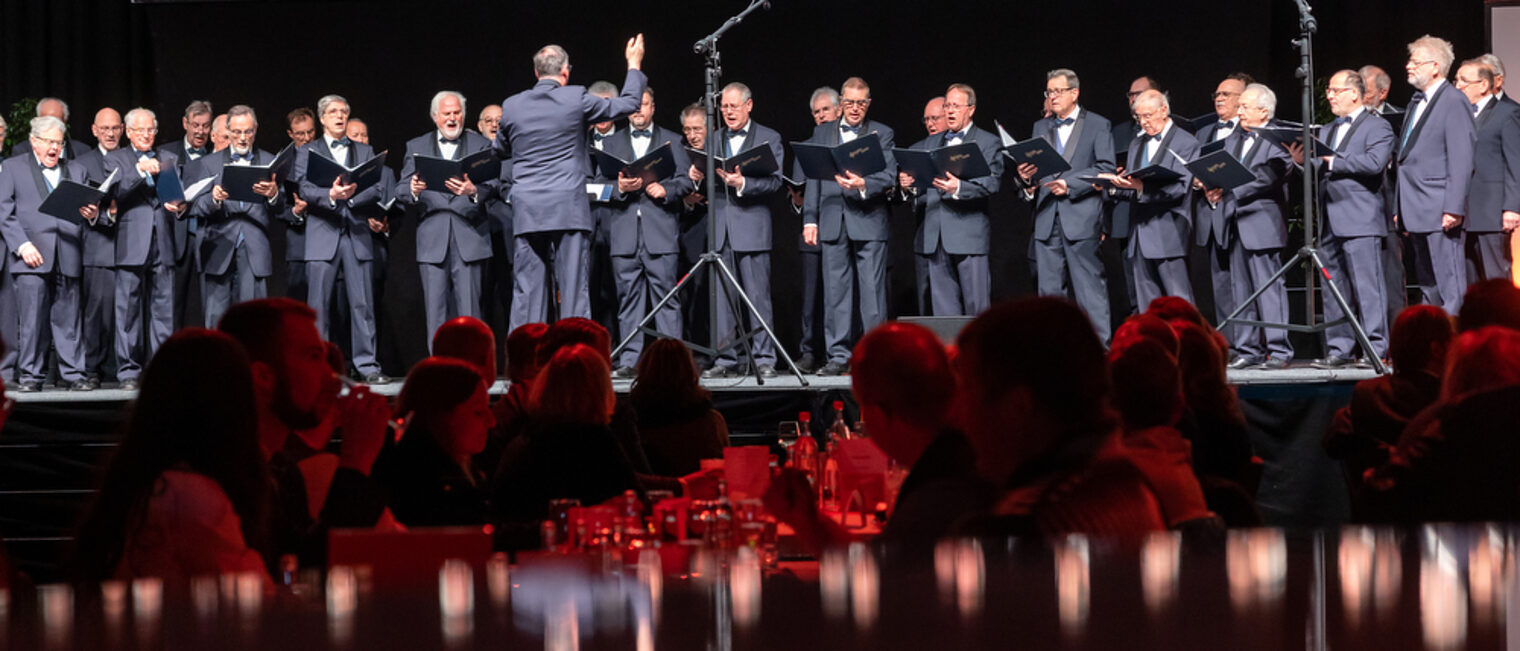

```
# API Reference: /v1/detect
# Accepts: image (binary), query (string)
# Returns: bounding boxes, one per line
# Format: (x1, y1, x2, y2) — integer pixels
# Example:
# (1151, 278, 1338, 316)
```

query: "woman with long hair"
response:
(74, 330, 270, 583)
(374, 357, 496, 526)
(629, 338, 729, 476)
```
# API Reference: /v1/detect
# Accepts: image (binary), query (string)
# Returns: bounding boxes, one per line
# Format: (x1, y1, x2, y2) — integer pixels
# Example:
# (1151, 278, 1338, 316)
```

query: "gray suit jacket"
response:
(73, 148, 121, 267)
(911, 124, 1005, 256)
(494, 68, 647, 235)
(293, 137, 384, 262)
(801, 118, 897, 243)
(105, 146, 182, 267)
(1215, 128, 1293, 251)
(1315, 110, 1396, 238)
(0, 154, 89, 277)
(1466, 97, 1520, 233)
(1395, 81, 1477, 233)
(708, 121, 784, 253)
(1023, 109, 1115, 242)
(596, 125, 693, 256)
(187, 148, 285, 277)
(397, 130, 498, 264)
(1113, 122, 1198, 260)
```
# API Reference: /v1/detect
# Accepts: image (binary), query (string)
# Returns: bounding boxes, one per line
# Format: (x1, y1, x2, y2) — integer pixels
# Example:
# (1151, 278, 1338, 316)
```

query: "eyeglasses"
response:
(719, 104, 746, 111)
(31, 136, 64, 147)
(1326, 86, 1357, 95)
(1408, 59, 1438, 68)
(97, 125, 125, 132)
(840, 99, 870, 108)
(1454, 77, 1485, 89)
(229, 128, 256, 137)
(1044, 87, 1076, 98)
(922, 115, 943, 123)
(943, 102, 971, 110)
(127, 127, 158, 134)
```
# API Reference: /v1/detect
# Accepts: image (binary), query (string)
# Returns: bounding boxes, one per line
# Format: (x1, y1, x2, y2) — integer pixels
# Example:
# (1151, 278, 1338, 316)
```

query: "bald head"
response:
(923, 97, 947, 136)
(433, 317, 498, 383)
(92, 107, 123, 151)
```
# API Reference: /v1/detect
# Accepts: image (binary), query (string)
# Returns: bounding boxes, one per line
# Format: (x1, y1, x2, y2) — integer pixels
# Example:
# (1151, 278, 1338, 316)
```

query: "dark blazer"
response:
(0, 153, 90, 276)
(801, 118, 897, 243)
(156, 139, 211, 174)
(293, 137, 383, 262)
(374, 437, 490, 528)
(1024, 108, 1116, 241)
(491, 422, 642, 524)
(70, 148, 121, 267)
(1116, 122, 1198, 259)
(595, 124, 693, 256)
(911, 124, 1005, 256)
(708, 121, 784, 253)
(1395, 81, 1477, 233)
(1212, 126, 1293, 251)
(397, 130, 498, 264)
(1107, 120, 1143, 238)
(1316, 109, 1396, 238)
(1190, 118, 1242, 248)
(1466, 97, 1520, 233)
(105, 146, 182, 267)
(187, 148, 284, 277)
(494, 69, 647, 235)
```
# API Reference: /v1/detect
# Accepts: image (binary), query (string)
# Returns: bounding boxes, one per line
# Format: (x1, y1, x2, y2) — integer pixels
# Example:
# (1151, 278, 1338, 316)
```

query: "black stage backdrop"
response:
(0, 0, 1486, 374)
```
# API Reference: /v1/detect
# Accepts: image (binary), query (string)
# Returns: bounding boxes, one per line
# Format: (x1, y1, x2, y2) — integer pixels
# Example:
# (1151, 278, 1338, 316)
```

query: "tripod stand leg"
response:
(710, 255, 809, 386)
(707, 254, 767, 383)
(610, 255, 707, 363)
(1306, 248, 1388, 374)
(1221, 248, 1307, 327)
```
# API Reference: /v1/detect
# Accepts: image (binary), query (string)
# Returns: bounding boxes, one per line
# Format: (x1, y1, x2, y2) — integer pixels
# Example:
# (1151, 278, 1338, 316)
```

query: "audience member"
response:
(375, 358, 496, 527)
(1108, 338, 1216, 529)
(1147, 296, 1230, 355)
(530, 318, 659, 479)
(1112, 313, 1179, 355)
(433, 316, 498, 382)
(630, 339, 730, 476)
(75, 330, 270, 583)
(217, 298, 389, 567)
(492, 344, 642, 529)
(1456, 278, 1520, 332)
(953, 298, 1165, 543)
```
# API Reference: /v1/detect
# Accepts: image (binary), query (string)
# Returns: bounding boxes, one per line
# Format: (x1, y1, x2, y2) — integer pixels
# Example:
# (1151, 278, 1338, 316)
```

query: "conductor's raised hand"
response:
(625, 34, 645, 70)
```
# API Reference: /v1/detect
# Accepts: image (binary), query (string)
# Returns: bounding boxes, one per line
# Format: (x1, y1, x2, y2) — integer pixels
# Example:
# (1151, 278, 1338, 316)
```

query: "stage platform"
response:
(0, 364, 1373, 582)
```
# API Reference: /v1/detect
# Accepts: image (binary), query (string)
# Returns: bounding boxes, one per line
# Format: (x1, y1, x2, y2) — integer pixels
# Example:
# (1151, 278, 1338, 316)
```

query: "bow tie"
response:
(1333, 116, 1352, 127)
(840, 123, 862, 134)
(1409, 91, 1426, 105)
(232, 151, 254, 162)
(1217, 120, 1236, 130)
(330, 137, 352, 148)
(591, 131, 609, 142)
(1472, 102, 1482, 116)
(187, 146, 207, 157)
(39, 163, 58, 172)
(439, 136, 460, 146)
(1053, 117, 1075, 127)
(727, 128, 748, 138)
(630, 129, 652, 138)
(945, 130, 968, 141)
(137, 151, 157, 159)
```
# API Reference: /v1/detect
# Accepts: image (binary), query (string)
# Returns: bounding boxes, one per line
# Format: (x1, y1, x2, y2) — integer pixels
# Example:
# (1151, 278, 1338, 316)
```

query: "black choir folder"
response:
(591, 142, 677, 185)
(1251, 126, 1338, 157)
(685, 143, 780, 177)
(306, 150, 389, 192)
(1078, 158, 1183, 190)
(221, 144, 298, 203)
(1180, 149, 1257, 192)
(412, 149, 501, 191)
(892, 143, 992, 190)
(39, 169, 118, 225)
(992, 120, 1071, 176)
(789, 133, 888, 179)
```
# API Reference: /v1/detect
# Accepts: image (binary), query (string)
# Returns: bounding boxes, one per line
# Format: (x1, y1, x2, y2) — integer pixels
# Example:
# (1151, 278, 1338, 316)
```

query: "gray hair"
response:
(534, 44, 570, 79)
(1046, 68, 1080, 89)
(1480, 53, 1507, 78)
(124, 107, 158, 129)
(184, 100, 213, 119)
(809, 86, 839, 110)
(1408, 35, 1457, 78)
(36, 97, 69, 121)
(1335, 69, 1366, 99)
(587, 81, 618, 98)
(1242, 83, 1277, 119)
(1134, 89, 1168, 113)
(429, 90, 467, 118)
(226, 104, 258, 128)
(722, 82, 752, 103)
(30, 116, 66, 138)
(317, 94, 349, 118)
(1358, 65, 1391, 93)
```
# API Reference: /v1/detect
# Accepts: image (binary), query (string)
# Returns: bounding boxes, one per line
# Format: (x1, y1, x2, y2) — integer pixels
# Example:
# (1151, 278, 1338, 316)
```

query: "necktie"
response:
(1401, 91, 1425, 148)
(1136, 135, 1152, 169)
(630, 129, 652, 138)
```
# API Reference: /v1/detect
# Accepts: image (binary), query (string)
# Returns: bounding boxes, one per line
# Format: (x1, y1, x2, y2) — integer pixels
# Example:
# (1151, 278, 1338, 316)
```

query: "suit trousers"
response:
(926, 242, 990, 316)
(799, 250, 824, 359)
(173, 230, 200, 330)
(0, 266, 18, 381)
(1322, 234, 1389, 361)
(307, 232, 380, 375)
(712, 243, 776, 369)
(1202, 242, 1237, 348)
(82, 265, 115, 379)
(1410, 229, 1467, 314)
(421, 241, 484, 353)
(202, 243, 267, 329)
(611, 242, 681, 369)
(15, 272, 83, 384)
(824, 236, 887, 364)
(1131, 253, 1193, 309)
(1465, 231, 1511, 282)
(1382, 231, 1408, 326)
(115, 235, 175, 382)
(511, 230, 590, 333)
(1228, 243, 1293, 361)
(1036, 218, 1111, 343)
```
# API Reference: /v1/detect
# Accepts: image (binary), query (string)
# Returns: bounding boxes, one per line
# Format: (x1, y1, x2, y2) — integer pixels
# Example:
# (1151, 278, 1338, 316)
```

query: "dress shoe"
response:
(363, 373, 392, 385)
(119, 379, 139, 391)
(612, 366, 637, 379)
(69, 379, 95, 392)
(703, 365, 740, 379)
(1258, 358, 1289, 370)
(817, 361, 850, 376)
(83, 377, 101, 390)
(795, 354, 819, 374)
(757, 364, 778, 378)
(1310, 356, 1354, 370)
(18, 381, 41, 393)
(1226, 356, 1259, 370)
